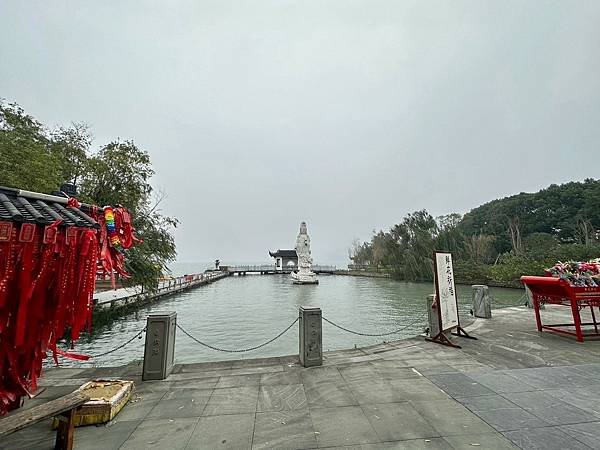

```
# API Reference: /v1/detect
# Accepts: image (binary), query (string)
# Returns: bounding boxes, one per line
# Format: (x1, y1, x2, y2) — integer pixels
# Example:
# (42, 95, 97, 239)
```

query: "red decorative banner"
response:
(0, 222, 12, 241)
(65, 227, 79, 245)
(43, 225, 58, 245)
(18, 223, 35, 243)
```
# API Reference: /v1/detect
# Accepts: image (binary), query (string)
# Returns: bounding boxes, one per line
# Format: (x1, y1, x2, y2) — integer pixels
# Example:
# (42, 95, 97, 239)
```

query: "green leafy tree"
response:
(81, 141, 153, 214)
(371, 230, 399, 268)
(80, 141, 177, 290)
(390, 210, 438, 281)
(464, 234, 496, 264)
(0, 101, 62, 192)
(348, 238, 373, 267)
(50, 122, 92, 187)
(435, 213, 464, 256)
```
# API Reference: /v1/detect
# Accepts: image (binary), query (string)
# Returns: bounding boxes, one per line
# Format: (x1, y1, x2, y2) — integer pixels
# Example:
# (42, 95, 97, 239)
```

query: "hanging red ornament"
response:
(0, 191, 140, 416)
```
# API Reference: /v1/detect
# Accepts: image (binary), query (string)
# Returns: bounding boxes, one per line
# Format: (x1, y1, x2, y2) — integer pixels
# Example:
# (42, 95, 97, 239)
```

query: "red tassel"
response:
(53, 347, 90, 361)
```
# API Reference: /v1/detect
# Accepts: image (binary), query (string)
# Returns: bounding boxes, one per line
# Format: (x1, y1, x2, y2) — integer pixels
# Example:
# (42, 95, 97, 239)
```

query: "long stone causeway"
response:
(93, 271, 229, 310)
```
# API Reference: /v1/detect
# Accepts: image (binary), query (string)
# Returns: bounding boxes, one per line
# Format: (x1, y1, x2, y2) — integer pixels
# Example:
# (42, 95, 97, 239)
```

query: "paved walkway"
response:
(3, 306, 600, 449)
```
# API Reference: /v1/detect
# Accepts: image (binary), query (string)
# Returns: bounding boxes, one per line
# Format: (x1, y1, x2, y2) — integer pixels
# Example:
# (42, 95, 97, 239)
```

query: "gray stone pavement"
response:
(2, 305, 600, 450)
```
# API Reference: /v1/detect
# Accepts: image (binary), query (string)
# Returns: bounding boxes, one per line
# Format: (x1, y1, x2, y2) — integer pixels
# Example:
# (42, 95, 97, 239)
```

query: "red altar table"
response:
(521, 276, 600, 342)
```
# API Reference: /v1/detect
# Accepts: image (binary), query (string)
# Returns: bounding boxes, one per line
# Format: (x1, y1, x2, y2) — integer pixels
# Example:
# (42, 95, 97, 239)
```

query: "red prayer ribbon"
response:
(0, 199, 139, 415)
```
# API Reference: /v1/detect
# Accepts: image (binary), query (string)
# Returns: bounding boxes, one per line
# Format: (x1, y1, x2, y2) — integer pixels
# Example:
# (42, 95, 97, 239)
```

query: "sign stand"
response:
(452, 326, 476, 340)
(426, 252, 477, 348)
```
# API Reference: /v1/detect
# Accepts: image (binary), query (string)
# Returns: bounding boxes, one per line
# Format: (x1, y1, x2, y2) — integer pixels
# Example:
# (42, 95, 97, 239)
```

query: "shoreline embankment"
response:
(335, 268, 524, 289)
(332, 269, 391, 278)
(92, 271, 229, 326)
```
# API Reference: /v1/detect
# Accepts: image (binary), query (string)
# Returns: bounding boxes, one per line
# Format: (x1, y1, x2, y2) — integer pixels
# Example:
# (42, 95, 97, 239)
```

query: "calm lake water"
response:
(61, 264, 525, 367)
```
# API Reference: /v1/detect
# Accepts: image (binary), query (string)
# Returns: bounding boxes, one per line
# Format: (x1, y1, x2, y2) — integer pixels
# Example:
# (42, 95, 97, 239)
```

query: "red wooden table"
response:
(521, 275, 600, 342)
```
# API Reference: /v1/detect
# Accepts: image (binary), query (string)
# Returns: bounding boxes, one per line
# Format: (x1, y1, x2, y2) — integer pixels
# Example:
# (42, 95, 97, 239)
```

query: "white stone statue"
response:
(291, 221, 318, 285)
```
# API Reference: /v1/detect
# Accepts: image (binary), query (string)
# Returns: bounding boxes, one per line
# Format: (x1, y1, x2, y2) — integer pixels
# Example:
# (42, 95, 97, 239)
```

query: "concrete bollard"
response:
(472, 285, 492, 318)
(427, 294, 440, 338)
(142, 312, 177, 381)
(524, 285, 543, 309)
(299, 307, 322, 367)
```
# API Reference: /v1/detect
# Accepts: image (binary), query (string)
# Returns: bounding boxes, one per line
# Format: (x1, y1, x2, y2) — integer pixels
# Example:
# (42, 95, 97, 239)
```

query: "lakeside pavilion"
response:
(268, 249, 298, 271)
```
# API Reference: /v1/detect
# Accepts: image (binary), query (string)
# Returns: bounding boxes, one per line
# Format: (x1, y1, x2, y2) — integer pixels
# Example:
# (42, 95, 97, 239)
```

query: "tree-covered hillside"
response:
(349, 180, 600, 287)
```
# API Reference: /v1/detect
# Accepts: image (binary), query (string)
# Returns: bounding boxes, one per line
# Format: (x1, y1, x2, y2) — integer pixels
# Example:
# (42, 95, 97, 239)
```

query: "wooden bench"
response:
(0, 391, 89, 450)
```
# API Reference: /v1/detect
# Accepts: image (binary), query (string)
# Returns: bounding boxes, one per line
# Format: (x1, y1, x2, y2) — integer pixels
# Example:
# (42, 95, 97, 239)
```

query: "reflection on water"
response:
(61, 271, 525, 366)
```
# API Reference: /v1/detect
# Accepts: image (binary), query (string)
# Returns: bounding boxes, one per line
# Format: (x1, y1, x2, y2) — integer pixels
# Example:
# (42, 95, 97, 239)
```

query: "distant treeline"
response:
(349, 180, 600, 287)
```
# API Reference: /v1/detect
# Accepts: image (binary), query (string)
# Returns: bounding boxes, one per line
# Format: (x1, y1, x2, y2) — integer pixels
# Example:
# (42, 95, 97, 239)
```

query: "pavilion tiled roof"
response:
(269, 249, 297, 258)
(0, 186, 99, 228)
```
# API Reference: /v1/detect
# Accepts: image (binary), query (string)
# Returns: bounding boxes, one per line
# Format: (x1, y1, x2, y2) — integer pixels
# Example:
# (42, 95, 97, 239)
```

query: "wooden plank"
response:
(0, 391, 89, 437)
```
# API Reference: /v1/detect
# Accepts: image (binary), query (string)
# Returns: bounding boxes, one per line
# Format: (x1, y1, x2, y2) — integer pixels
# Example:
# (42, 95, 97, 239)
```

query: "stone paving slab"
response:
(502, 426, 592, 450)
(427, 372, 495, 397)
(502, 390, 600, 425)
(258, 384, 307, 412)
(464, 371, 541, 394)
(304, 379, 358, 408)
(203, 385, 259, 416)
(444, 433, 519, 450)
(74, 419, 141, 450)
(260, 371, 301, 386)
(387, 378, 450, 402)
(147, 388, 211, 419)
(187, 413, 254, 449)
(120, 417, 198, 449)
(361, 402, 439, 441)
(409, 399, 497, 436)
(471, 407, 550, 431)
(3, 306, 600, 450)
(253, 409, 317, 449)
(345, 378, 405, 404)
(310, 405, 380, 447)
(215, 374, 262, 388)
(559, 421, 600, 449)
(455, 394, 518, 411)
(321, 438, 454, 449)
(113, 393, 165, 422)
(543, 388, 600, 416)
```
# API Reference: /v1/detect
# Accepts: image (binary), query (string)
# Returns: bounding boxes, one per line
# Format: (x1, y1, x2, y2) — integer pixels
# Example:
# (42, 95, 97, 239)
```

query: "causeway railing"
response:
(94, 271, 227, 307)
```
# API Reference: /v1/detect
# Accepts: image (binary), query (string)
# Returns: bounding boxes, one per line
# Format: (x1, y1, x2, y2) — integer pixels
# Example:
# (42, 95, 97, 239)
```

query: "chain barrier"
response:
(322, 312, 427, 337)
(489, 292, 528, 309)
(176, 317, 299, 353)
(89, 327, 147, 359)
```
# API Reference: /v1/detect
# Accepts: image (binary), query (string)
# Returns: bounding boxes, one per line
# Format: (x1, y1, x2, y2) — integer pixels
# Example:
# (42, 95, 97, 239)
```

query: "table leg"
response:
(55, 409, 75, 450)
(570, 299, 584, 343)
(533, 295, 542, 332)
(590, 305, 599, 334)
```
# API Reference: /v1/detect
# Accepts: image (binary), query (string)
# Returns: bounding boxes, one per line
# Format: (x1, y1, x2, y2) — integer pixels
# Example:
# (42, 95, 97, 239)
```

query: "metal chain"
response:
(176, 317, 299, 353)
(490, 293, 527, 309)
(322, 313, 427, 337)
(89, 327, 146, 359)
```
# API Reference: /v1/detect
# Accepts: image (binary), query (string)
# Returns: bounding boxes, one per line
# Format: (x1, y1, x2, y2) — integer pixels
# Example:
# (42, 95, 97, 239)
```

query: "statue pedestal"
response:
(291, 270, 319, 285)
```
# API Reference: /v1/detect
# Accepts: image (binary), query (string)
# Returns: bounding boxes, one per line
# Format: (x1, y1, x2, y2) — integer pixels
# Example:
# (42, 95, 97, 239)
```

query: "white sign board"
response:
(434, 252, 459, 331)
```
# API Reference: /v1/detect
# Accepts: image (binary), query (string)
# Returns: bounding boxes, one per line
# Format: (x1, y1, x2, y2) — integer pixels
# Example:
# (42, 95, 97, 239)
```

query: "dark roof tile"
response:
(0, 187, 99, 229)
(269, 249, 297, 258)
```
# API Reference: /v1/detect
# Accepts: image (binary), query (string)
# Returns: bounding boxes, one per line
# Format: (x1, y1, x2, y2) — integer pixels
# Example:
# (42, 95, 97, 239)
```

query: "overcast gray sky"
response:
(2, 1, 599, 264)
